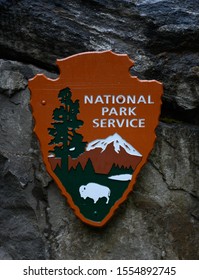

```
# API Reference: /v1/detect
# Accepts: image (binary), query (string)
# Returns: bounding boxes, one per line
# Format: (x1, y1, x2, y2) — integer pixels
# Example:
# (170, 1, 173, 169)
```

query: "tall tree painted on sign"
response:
(48, 87, 87, 171)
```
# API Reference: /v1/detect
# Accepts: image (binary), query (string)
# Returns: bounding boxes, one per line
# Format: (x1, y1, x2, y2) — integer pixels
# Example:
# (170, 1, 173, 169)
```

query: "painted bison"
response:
(79, 183, 111, 204)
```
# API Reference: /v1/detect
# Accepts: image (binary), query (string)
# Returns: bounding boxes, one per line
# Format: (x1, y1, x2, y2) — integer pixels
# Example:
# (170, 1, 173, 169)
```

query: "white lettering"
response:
(95, 95, 104, 104)
(119, 107, 127, 116)
(93, 119, 99, 128)
(84, 95, 93, 104)
(148, 95, 154, 104)
(139, 118, 145, 127)
(104, 95, 112, 103)
(101, 107, 137, 116)
(116, 119, 125, 127)
(116, 95, 126, 104)
(109, 107, 118, 116)
(102, 107, 109, 115)
(100, 119, 107, 127)
(92, 118, 145, 128)
(137, 95, 146, 104)
(108, 119, 115, 127)
(84, 94, 154, 105)
(128, 107, 136, 116)
(127, 95, 136, 104)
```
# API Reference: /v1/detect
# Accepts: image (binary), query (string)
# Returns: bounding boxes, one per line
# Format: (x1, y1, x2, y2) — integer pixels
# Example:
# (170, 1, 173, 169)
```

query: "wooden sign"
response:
(28, 51, 163, 227)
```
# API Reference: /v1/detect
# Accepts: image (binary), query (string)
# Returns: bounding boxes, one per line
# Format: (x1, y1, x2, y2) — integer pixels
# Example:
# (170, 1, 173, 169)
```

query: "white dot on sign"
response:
(94, 211, 98, 215)
(41, 100, 46, 105)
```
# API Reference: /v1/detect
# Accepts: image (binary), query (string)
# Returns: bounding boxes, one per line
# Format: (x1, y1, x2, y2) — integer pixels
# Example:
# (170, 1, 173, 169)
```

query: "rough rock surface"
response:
(0, 0, 198, 259)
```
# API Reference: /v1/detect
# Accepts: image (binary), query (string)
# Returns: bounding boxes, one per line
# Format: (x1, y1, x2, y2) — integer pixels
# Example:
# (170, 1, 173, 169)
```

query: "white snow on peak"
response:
(86, 133, 142, 157)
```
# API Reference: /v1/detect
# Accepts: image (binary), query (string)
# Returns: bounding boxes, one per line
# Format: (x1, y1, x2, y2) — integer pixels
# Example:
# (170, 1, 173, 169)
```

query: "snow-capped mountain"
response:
(68, 133, 143, 174)
(86, 133, 142, 157)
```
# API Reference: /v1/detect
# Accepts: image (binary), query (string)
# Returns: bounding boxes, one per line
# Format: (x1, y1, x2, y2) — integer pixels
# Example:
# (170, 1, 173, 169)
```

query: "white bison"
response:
(79, 183, 111, 204)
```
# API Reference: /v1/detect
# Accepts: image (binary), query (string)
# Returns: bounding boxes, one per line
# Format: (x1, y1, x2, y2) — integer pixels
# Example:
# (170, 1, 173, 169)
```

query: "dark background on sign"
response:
(0, 0, 198, 259)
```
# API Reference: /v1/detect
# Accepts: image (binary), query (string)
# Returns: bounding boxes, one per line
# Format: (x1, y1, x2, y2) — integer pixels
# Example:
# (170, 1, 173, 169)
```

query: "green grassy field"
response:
(55, 163, 133, 222)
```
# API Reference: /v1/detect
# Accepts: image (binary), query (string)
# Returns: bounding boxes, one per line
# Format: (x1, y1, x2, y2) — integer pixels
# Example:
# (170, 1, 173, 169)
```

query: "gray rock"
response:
(0, 158, 47, 259)
(0, 61, 56, 259)
(0, 0, 198, 260)
(145, 53, 199, 117)
(151, 123, 199, 198)
(0, 247, 13, 260)
(0, 68, 27, 97)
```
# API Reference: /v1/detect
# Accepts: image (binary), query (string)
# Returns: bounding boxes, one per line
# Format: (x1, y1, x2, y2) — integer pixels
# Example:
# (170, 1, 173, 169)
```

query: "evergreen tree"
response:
(84, 158, 95, 175)
(48, 87, 87, 170)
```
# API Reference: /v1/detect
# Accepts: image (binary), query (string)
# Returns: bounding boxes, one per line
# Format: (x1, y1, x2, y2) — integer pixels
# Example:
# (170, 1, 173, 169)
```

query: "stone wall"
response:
(0, 0, 198, 259)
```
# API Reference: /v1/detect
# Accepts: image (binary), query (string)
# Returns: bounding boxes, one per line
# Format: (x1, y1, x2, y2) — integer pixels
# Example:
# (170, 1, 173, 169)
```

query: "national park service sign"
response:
(28, 51, 162, 227)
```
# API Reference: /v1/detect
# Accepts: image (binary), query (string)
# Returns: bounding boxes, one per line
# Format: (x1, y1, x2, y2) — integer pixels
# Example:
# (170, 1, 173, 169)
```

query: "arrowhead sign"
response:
(28, 51, 162, 227)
